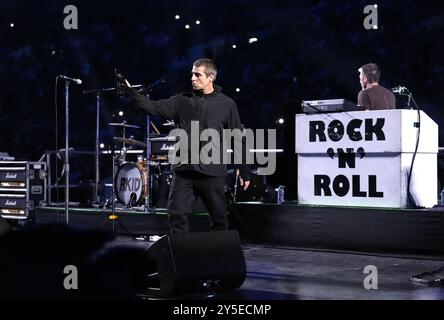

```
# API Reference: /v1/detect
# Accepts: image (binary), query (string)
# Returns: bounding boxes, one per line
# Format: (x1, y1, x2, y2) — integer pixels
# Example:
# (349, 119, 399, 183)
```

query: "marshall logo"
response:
(5, 200, 17, 206)
(161, 143, 175, 151)
(5, 173, 17, 179)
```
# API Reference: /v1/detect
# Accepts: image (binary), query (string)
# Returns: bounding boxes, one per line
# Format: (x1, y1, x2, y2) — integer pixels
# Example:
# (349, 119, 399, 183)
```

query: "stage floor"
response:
(109, 236, 444, 300)
(3, 204, 444, 301)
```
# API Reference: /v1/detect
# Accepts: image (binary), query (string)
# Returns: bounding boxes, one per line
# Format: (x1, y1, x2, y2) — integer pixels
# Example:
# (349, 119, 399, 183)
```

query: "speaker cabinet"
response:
(145, 230, 246, 297)
(0, 161, 47, 220)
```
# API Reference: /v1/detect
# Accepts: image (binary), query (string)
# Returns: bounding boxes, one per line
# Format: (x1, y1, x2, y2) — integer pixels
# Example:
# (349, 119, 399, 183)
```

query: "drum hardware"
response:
(100, 146, 131, 235)
(83, 73, 144, 206)
(113, 137, 147, 148)
(113, 156, 171, 208)
(80, 70, 164, 212)
(162, 120, 176, 127)
(108, 122, 141, 129)
(114, 70, 170, 213)
(150, 155, 169, 162)
(149, 136, 179, 142)
(109, 121, 141, 163)
(114, 161, 148, 207)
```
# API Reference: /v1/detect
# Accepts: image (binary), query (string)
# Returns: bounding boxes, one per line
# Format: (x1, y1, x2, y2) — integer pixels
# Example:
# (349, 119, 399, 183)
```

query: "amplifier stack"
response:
(0, 161, 47, 220)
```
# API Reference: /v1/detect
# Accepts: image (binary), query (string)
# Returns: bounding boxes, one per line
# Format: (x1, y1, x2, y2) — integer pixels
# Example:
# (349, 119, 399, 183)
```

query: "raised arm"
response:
(121, 80, 178, 120)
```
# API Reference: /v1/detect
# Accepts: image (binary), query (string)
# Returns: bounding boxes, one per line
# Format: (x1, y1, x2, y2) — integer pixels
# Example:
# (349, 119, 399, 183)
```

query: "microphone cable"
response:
(406, 90, 423, 208)
(392, 85, 423, 208)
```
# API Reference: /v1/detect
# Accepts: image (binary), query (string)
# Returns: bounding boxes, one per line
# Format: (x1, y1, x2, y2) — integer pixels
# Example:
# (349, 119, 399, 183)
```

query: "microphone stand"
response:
(95, 93, 100, 204)
(407, 93, 412, 109)
(64, 81, 70, 225)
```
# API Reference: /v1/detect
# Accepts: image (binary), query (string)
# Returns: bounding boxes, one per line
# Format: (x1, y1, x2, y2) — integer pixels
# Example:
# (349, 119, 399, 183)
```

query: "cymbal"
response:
(149, 136, 178, 142)
(162, 120, 176, 127)
(109, 122, 140, 129)
(113, 137, 147, 147)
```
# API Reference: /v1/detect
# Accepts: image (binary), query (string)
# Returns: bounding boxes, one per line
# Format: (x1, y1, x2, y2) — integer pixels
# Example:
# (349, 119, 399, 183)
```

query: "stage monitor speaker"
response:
(144, 230, 246, 297)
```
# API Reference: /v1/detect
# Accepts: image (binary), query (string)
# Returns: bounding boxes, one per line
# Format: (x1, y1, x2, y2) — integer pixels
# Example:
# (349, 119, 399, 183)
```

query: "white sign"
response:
(295, 110, 438, 208)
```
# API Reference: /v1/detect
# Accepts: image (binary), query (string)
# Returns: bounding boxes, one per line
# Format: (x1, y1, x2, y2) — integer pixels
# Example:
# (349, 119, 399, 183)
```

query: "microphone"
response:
(58, 75, 82, 85)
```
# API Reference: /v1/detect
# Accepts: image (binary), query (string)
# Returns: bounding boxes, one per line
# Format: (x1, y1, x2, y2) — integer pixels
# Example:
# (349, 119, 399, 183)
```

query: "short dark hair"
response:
(359, 63, 380, 83)
(193, 58, 217, 81)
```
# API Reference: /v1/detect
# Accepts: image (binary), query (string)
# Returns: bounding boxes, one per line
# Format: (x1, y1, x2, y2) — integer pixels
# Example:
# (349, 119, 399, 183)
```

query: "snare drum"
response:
(114, 161, 148, 206)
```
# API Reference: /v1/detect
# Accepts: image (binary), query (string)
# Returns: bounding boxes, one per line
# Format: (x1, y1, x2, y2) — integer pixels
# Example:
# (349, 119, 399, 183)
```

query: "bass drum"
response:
(114, 161, 148, 206)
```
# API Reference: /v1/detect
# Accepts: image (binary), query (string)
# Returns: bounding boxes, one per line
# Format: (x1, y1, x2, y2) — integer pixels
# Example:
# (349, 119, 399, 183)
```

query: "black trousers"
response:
(167, 171, 228, 234)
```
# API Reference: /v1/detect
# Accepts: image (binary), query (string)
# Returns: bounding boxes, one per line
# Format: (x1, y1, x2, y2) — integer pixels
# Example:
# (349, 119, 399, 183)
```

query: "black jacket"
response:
(124, 85, 250, 181)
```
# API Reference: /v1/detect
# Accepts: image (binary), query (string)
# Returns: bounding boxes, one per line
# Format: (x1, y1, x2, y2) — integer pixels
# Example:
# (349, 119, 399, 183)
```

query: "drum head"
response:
(114, 162, 147, 206)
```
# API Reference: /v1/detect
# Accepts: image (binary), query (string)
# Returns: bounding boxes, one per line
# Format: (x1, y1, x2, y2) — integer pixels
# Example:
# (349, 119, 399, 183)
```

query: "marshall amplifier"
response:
(150, 136, 177, 155)
(0, 161, 47, 219)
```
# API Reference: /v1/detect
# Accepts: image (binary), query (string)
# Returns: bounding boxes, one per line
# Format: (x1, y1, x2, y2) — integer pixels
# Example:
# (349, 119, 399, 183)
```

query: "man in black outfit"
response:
(357, 63, 396, 110)
(121, 58, 250, 234)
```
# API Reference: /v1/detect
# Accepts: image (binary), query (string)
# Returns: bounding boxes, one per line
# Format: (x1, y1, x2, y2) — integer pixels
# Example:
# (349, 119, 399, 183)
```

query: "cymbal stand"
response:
(83, 84, 143, 205)
(121, 122, 127, 162)
(144, 114, 154, 213)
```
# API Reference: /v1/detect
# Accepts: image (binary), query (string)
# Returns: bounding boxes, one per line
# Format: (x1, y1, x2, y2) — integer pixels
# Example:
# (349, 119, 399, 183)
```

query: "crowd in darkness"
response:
(0, 0, 443, 192)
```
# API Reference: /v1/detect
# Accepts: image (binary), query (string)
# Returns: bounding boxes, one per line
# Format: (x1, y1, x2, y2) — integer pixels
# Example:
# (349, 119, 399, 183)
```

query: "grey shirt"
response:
(357, 85, 396, 110)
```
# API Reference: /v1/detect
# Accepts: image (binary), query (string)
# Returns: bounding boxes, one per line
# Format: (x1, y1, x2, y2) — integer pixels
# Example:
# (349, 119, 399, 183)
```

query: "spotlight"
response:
(118, 111, 124, 116)
(232, 44, 237, 49)
(10, 23, 14, 28)
(175, 15, 180, 20)
(185, 24, 190, 29)
(278, 118, 284, 124)
(100, 143, 105, 149)
(195, 20, 200, 25)
(235, 88, 240, 92)
(248, 37, 258, 44)
(374, 4, 378, 8)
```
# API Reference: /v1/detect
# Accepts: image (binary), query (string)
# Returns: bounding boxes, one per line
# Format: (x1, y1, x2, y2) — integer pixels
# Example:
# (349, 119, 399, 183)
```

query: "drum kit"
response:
(107, 121, 175, 210)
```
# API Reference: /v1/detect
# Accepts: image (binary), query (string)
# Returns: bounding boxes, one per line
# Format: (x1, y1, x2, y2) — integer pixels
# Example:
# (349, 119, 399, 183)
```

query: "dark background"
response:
(1, 0, 443, 200)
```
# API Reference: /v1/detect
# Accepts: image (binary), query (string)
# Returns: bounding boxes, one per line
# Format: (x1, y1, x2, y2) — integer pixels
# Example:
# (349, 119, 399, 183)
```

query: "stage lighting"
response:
(236, 88, 240, 92)
(278, 118, 284, 124)
(100, 143, 105, 149)
(185, 24, 190, 29)
(232, 44, 237, 49)
(195, 20, 200, 25)
(175, 15, 180, 20)
(248, 37, 258, 44)
(10, 23, 14, 28)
